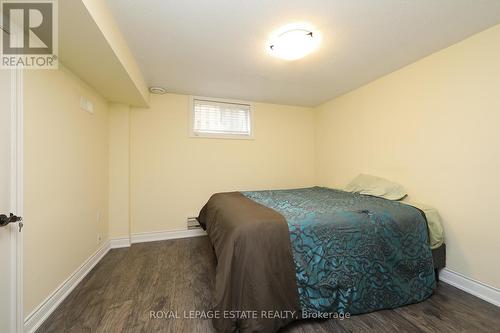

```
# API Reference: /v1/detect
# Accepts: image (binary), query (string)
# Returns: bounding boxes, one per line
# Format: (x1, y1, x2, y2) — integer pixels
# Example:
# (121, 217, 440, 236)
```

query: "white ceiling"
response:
(106, 0, 500, 107)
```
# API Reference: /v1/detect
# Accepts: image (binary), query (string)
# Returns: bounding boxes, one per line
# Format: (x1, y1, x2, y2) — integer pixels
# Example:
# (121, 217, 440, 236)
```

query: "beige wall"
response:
(24, 66, 109, 315)
(128, 93, 316, 233)
(108, 104, 130, 239)
(315, 24, 500, 288)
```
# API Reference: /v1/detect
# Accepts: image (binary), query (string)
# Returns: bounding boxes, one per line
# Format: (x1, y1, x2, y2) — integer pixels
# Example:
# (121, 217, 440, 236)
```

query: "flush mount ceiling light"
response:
(149, 86, 167, 94)
(268, 25, 321, 60)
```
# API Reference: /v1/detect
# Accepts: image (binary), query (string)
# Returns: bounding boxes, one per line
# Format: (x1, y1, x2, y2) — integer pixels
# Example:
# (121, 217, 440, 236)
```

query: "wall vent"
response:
(187, 217, 201, 230)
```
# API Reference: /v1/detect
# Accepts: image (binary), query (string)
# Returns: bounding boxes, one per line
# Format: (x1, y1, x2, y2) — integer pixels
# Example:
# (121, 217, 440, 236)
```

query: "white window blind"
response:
(192, 98, 252, 138)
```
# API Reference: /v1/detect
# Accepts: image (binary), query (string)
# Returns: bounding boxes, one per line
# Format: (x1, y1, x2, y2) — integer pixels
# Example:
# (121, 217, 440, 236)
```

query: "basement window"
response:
(190, 97, 253, 139)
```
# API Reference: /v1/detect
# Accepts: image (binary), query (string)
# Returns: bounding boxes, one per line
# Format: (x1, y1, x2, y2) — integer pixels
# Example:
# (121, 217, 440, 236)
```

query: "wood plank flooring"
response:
(37, 237, 500, 332)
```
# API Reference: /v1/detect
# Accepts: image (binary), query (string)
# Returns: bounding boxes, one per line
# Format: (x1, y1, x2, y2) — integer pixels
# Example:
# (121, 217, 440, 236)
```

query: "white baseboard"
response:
(109, 236, 131, 249)
(24, 241, 111, 333)
(130, 228, 207, 244)
(440, 268, 500, 307)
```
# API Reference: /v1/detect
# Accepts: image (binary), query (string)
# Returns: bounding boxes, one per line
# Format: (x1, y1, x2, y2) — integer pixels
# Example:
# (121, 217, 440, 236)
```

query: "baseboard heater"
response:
(187, 217, 202, 230)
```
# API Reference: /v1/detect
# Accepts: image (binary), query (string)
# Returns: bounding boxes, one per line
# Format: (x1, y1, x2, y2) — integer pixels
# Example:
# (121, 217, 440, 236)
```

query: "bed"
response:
(197, 186, 443, 333)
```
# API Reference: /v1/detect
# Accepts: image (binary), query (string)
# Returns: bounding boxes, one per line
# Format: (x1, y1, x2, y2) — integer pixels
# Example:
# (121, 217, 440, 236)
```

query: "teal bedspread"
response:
(242, 187, 435, 316)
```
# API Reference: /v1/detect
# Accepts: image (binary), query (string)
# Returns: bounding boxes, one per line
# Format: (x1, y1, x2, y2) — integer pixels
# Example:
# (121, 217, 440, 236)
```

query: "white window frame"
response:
(189, 96, 254, 140)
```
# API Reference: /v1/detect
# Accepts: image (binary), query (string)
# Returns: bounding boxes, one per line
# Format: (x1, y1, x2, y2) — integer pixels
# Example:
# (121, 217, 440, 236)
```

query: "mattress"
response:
(432, 243, 446, 269)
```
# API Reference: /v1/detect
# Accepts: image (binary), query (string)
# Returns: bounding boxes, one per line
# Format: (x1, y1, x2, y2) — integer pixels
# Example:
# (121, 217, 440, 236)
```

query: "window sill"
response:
(189, 133, 254, 140)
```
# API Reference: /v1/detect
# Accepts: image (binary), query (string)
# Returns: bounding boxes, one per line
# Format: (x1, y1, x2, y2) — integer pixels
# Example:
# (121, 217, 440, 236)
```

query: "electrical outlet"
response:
(96, 211, 102, 244)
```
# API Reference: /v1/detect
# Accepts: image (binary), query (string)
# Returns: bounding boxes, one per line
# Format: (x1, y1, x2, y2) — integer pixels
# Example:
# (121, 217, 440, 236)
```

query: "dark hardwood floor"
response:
(37, 237, 500, 333)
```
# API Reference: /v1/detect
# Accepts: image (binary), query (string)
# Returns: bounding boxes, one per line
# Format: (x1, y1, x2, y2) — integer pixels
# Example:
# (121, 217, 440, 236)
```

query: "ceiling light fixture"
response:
(268, 25, 321, 60)
(149, 86, 167, 94)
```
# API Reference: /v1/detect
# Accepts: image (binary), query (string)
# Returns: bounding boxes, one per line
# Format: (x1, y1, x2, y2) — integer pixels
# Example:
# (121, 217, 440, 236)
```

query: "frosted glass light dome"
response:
(268, 27, 320, 60)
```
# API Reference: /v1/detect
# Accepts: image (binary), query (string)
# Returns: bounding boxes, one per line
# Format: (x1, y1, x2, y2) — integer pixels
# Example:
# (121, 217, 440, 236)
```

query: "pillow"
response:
(344, 174, 407, 200)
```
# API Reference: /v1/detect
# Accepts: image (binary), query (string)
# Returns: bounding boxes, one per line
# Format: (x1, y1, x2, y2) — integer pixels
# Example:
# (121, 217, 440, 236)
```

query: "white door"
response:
(0, 69, 22, 333)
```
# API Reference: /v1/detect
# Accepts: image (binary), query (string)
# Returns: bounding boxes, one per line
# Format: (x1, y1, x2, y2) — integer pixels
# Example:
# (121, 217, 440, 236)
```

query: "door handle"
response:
(0, 213, 23, 227)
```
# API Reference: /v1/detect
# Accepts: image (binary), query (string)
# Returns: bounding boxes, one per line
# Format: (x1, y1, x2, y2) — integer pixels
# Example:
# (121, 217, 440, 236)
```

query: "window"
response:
(190, 97, 253, 139)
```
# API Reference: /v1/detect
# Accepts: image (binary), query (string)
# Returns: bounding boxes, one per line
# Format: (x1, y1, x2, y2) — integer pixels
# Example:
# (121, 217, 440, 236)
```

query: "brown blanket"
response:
(198, 192, 300, 333)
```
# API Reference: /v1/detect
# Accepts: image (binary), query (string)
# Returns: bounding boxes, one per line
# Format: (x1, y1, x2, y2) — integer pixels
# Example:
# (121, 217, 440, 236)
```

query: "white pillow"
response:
(344, 174, 407, 200)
